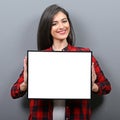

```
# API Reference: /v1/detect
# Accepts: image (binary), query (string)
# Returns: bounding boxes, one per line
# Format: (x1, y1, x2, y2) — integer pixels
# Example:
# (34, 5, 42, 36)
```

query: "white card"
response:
(28, 51, 91, 99)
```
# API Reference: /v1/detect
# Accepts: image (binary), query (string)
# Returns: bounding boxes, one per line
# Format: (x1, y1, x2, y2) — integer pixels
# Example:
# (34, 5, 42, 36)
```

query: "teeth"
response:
(59, 30, 65, 33)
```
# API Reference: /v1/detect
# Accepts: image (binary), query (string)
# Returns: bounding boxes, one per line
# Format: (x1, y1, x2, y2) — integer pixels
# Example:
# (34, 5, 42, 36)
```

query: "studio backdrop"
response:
(0, 0, 119, 119)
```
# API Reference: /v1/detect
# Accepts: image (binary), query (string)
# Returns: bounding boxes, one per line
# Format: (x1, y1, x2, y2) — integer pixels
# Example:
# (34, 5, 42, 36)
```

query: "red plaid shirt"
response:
(11, 44, 111, 120)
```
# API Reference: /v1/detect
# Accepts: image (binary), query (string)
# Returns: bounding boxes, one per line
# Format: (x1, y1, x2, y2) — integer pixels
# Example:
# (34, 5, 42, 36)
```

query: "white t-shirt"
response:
(53, 100, 65, 120)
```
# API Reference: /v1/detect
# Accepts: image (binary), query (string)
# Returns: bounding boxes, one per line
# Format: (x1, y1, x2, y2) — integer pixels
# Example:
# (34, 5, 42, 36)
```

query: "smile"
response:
(57, 30, 66, 34)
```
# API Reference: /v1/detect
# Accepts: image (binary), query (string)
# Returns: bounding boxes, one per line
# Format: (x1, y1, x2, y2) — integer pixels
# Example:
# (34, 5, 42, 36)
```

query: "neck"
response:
(52, 39, 68, 51)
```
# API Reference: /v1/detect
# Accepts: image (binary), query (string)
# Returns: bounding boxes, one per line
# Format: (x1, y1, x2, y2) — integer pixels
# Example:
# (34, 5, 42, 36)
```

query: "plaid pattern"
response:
(11, 44, 111, 120)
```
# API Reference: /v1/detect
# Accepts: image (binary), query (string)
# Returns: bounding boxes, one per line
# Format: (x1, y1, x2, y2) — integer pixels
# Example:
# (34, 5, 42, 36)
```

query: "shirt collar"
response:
(51, 44, 70, 51)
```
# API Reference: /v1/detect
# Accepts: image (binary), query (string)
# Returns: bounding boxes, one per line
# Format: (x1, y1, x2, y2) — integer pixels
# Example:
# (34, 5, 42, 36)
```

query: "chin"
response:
(59, 37, 67, 41)
(58, 35, 68, 40)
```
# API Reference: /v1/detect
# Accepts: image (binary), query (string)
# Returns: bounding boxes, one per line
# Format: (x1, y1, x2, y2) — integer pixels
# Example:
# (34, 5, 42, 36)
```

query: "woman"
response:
(11, 4, 111, 120)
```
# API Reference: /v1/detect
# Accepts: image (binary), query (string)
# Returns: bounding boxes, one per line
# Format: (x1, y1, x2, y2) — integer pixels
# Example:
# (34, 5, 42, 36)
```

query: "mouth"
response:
(57, 30, 66, 34)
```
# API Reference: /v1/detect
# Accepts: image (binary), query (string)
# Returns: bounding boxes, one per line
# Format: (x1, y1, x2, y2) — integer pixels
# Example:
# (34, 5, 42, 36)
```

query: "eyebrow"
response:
(52, 18, 68, 22)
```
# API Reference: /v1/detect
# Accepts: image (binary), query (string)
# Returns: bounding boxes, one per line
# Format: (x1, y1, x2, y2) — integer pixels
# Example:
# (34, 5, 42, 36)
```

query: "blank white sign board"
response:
(28, 51, 91, 99)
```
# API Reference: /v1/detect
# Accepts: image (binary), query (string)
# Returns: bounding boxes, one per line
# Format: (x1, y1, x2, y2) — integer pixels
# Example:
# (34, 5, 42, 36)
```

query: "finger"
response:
(92, 62, 97, 82)
(92, 63, 96, 73)
(24, 56, 27, 71)
(23, 56, 28, 83)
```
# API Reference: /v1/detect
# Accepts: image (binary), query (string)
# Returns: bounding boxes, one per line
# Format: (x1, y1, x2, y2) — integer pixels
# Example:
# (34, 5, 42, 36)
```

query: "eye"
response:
(62, 20, 67, 23)
(62, 18, 68, 24)
(52, 22, 57, 26)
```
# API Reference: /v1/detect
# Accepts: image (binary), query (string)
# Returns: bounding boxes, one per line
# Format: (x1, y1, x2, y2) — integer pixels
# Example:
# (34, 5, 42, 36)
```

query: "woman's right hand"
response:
(20, 56, 28, 91)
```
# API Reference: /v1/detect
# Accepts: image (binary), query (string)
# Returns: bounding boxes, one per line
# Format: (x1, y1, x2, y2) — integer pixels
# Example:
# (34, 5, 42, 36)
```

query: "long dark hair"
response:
(37, 4, 75, 50)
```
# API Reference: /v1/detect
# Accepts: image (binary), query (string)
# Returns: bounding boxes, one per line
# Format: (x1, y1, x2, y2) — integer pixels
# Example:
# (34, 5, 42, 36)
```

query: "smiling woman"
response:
(11, 4, 111, 120)
(37, 4, 75, 51)
(51, 11, 70, 51)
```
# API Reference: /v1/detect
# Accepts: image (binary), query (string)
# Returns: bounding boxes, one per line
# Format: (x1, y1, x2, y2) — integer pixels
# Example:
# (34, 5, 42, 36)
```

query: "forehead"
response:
(52, 11, 67, 21)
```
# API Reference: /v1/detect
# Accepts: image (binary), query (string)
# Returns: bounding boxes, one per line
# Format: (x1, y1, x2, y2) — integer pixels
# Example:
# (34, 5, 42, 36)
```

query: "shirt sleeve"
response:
(92, 56, 111, 95)
(11, 70, 26, 99)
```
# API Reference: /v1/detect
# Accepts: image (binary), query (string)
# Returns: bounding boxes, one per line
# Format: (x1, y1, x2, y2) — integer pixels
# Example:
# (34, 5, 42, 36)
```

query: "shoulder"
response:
(68, 44, 91, 52)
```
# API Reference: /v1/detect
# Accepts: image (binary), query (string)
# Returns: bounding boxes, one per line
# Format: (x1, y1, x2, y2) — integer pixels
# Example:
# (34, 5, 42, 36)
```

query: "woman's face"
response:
(51, 11, 70, 42)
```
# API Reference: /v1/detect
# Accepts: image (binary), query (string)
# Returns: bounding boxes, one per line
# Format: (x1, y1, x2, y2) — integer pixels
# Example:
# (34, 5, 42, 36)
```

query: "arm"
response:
(92, 56, 111, 95)
(11, 57, 27, 99)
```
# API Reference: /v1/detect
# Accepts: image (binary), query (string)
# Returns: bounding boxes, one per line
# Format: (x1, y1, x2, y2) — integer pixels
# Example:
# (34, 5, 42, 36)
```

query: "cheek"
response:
(51, 28, 54, 36)
(67, 26, 70, 34)
(51, 27, 56, 37)
(66, 23, 70, 31)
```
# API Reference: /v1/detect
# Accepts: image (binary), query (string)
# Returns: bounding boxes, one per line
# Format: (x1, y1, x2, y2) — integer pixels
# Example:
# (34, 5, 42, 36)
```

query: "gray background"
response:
(0, 0, 119, 119)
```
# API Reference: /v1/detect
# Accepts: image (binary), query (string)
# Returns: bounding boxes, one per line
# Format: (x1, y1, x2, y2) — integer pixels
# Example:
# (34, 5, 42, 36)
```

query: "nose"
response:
(58, 22, 64, 29)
